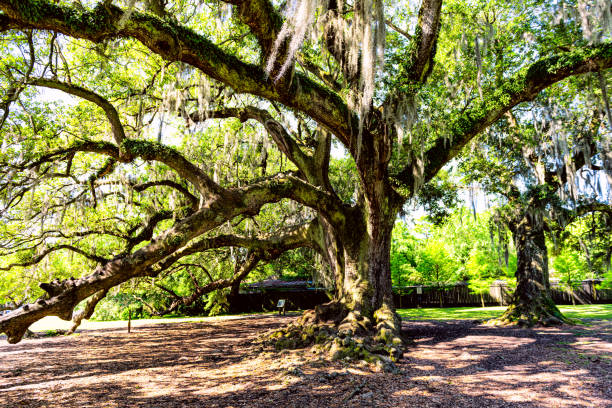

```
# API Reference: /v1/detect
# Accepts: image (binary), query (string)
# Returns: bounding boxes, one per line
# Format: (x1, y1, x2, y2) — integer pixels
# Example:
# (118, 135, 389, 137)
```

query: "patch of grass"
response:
(397, 304, 612, 321)
(557, 304, 612, 320)
(397, 306, 506, 320)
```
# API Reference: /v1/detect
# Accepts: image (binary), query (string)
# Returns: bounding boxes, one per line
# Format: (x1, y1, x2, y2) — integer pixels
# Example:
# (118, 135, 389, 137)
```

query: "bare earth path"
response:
(1, 315, 611, 407)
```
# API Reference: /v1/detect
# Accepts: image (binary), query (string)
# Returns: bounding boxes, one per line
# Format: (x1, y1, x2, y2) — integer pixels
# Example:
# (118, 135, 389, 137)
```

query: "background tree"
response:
(460, 76, 611, 325)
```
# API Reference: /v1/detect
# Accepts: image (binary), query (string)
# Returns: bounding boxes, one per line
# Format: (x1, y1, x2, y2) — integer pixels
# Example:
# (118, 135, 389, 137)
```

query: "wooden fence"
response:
(395, 280, 612, 308)
(229, 280, 612, 312)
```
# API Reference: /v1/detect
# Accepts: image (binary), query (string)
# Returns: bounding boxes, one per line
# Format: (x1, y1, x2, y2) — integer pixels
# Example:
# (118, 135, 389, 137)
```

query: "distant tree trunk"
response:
(227, 280, 242, 314)
(494, 210, 570, 326)
(480, 293, 485, 308)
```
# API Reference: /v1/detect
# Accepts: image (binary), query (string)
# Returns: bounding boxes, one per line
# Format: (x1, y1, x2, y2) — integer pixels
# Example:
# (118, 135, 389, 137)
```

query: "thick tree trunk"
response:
(337, 206, 400, 335)
(267, 178, 405, 369)
(493, 212, 570, 326)
(259, 127, 406, 370)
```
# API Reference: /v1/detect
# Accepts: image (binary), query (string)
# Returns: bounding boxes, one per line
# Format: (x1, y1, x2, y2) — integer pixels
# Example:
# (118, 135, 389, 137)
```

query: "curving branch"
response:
(29, 78, 126, 145)
(153, 218, 321, 273)
(385, 19, 412, 41)
(0, 244, 108, 271)
(151, 251, 262, 316)
(64, 288, 108, 335)
(571, 202, 612, 219)
(189, 107, 337, 196)
(124, 209, 176, 252)
(132, 180, 199, 211)
(0, 172, 345, 343)
(21, 139, 221, 197)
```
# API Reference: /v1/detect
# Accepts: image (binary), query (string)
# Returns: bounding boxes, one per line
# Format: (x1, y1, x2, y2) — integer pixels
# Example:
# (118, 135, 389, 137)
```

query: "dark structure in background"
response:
(394, 280, 612, 308)
(227, 279, 612, 313)
(228, 280, 331, 313)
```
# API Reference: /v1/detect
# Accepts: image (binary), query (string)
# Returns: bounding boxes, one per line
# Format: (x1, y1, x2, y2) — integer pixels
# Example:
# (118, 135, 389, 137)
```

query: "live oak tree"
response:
(461, 83, 611, 325)
(0, 0, 611, 364)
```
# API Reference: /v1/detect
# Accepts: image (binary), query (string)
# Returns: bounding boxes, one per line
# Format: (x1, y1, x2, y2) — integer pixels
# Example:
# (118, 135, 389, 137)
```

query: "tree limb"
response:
(64, 288, 108, 335)
(29, 78, 126, 145)
(402, 0, 442, 85)
(0, 0, 355, 147)
(394, 43, 612, 191)
(23, 139, 222, 197)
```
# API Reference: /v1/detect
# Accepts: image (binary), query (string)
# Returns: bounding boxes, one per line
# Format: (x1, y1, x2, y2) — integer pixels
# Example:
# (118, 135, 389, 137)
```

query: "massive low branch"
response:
(0, 173, 343, 343)
(0, 0, 355, 147)
(394, 43, 612, 191)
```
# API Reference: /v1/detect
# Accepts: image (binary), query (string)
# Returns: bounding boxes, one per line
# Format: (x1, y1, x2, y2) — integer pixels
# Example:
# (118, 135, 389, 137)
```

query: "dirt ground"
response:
(1, 315, 611, 408)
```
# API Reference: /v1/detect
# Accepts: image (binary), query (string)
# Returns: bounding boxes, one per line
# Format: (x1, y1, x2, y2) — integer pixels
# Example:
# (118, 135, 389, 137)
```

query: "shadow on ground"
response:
(1, 315, 611, 407)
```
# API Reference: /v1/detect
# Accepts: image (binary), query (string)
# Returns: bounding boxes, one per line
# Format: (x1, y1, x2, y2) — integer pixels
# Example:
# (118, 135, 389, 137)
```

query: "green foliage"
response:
(391, 208, 516, 289)
(203, 288, 229, 316)
(557, 212, 612, 279)
(465, 244, 505, 295)
(599, 270, 612, 290)
(552, 249, 588, 289)
(415, 170, 460, 226)
(414, 240, 459, 286)
(92, 292, 153, 321)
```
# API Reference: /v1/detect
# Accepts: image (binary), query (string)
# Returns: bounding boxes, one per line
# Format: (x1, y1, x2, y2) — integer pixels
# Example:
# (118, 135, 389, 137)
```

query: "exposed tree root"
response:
(257, 301, 407, 372)
(487, 296, 574, 327)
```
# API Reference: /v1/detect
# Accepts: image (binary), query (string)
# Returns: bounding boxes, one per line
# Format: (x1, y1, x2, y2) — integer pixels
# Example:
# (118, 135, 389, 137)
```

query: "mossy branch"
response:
(0, 0, 354, 147)
(393, 42, 612, 192)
